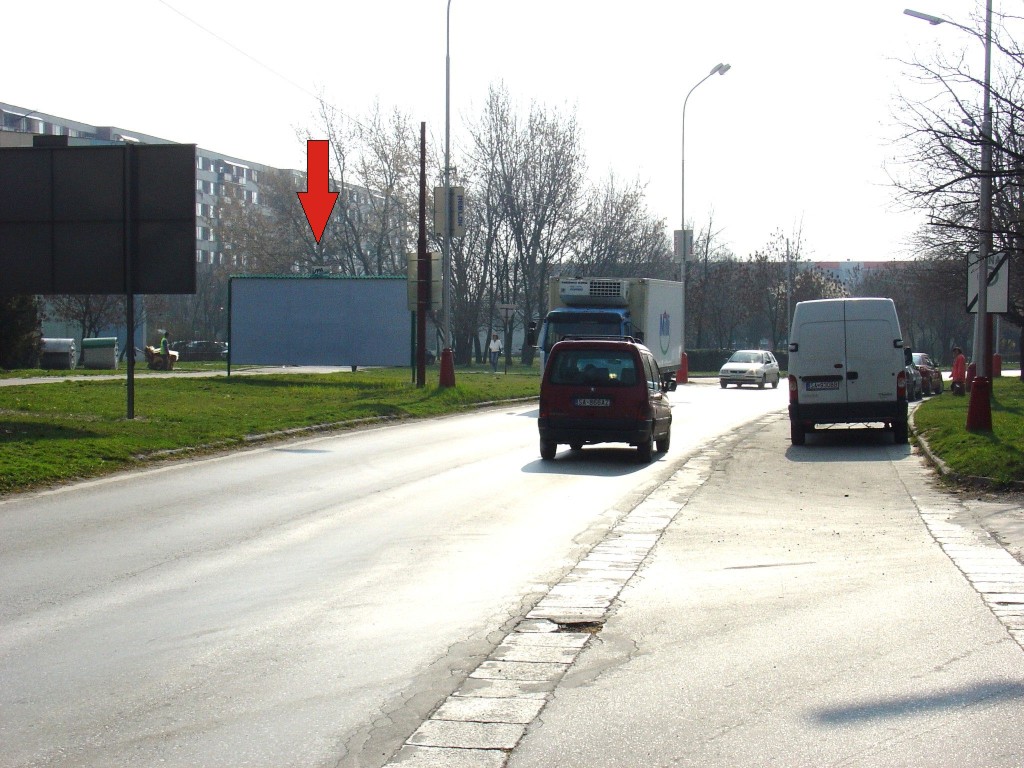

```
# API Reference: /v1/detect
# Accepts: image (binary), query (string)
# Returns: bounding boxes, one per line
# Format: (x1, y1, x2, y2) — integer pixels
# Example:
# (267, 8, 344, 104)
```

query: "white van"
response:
(787, 298, 908, 445)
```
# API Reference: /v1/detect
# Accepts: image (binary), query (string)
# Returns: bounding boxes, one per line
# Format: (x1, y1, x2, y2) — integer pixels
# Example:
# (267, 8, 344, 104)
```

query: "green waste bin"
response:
(82, 337, 119, 370)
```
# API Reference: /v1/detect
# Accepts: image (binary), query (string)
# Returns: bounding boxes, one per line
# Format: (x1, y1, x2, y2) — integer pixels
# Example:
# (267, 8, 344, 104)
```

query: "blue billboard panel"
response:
(229, 276, 409, 367)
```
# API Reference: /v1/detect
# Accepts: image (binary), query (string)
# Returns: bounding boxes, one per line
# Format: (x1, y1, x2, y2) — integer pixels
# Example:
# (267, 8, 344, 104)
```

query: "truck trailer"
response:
(537, 277, 684, 383)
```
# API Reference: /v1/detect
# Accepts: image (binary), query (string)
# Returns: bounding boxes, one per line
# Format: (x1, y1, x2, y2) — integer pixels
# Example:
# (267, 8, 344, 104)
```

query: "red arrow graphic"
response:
(297, 140, 338, 243)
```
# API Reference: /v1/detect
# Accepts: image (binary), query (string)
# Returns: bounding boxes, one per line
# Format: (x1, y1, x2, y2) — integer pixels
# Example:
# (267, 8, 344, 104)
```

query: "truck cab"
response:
(538, 307, 632, 365)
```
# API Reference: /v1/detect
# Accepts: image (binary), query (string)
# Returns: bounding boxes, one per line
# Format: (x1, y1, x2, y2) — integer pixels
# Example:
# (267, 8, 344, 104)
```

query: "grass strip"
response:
(913, 377, 1024, 486)
(0, 367, 539, 495)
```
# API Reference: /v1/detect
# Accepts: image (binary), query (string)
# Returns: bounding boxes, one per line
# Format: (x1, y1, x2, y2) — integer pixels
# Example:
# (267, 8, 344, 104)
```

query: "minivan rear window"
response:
(549, 350, 638, 387)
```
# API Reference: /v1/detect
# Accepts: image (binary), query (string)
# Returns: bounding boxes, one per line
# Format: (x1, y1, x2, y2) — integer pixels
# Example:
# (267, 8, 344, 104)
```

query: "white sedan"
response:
(719, 349, 781, 389)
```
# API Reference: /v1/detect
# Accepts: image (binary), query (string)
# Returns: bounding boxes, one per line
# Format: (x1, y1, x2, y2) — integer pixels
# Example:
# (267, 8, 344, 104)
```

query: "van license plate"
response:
(575, 397, 611, 407)
(806, 380, 840, 391)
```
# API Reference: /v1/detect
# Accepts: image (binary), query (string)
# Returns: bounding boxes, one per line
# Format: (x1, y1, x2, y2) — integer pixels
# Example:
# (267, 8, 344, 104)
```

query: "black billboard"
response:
(0, 143, 196, 295)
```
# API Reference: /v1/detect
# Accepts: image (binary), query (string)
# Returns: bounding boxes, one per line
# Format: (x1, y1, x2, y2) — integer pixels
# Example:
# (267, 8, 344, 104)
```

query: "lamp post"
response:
(904, 3, 993, 430)
(439, 0, 456, 386)
(680, 63, 730, 367)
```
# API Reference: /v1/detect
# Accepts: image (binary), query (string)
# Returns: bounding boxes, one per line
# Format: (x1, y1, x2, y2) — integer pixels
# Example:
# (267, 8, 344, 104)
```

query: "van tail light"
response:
(788, 375, 798, 404)
(896, 370, 907, 401)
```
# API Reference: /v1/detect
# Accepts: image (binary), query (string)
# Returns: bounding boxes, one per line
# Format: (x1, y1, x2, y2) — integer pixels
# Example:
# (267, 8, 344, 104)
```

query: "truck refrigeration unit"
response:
(537, 276, 684, 385)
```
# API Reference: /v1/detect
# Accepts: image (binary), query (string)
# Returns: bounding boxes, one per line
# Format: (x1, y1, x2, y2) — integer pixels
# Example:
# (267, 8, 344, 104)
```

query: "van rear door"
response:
(844, 300, 900, 403)
(794, 308, 847, 407)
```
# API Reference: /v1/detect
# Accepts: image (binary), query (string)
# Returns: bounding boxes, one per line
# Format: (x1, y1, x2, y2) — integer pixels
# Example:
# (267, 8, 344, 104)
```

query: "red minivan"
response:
(538, 337, 674, 463)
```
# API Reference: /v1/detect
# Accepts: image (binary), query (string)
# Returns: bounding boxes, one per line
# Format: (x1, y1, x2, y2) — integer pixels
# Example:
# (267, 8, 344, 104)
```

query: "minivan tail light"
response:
(788, 374, 798, 404)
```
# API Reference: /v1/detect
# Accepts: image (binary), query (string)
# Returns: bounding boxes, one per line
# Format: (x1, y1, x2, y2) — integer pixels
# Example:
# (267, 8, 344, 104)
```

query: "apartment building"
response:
(1, 101, 268, 271)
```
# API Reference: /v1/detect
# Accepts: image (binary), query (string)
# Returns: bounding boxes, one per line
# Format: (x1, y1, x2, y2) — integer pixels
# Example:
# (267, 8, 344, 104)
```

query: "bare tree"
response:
(463, 84, 587, 365)
(686, 210, 734, 349)
(569, 174, 674, 279)
(891, 6, 1023, 356)
(315, 100, 416, 277)
(743, 235, 789, 351)
(47, 295, 123, 347)
(217, 167, 308, 274)
(696, 256, 749, 349)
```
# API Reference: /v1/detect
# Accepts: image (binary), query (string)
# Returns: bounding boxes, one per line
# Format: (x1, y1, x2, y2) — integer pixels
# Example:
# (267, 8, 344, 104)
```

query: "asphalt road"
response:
(4, 378, 1022, 767)
(0, 381, 784, 767)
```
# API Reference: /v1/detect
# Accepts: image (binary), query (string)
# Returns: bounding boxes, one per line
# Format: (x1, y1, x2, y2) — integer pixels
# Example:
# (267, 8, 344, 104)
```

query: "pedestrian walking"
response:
(489, 332, 503, 373)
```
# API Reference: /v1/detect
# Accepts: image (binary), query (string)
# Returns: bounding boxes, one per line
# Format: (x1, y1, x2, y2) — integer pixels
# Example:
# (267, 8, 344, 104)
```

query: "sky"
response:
(5, 0, 981, 264)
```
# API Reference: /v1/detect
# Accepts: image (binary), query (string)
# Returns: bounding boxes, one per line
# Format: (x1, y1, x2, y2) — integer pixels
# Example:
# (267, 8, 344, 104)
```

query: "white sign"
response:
(432, 186, 466, 238)
(966, 252, 1009, 314)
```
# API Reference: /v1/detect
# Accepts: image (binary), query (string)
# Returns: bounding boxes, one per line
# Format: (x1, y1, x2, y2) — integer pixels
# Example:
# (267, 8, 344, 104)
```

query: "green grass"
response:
(912, 377, 1024, 486)
(0, 366, 540, 495)
(4, 364, 1020, 496)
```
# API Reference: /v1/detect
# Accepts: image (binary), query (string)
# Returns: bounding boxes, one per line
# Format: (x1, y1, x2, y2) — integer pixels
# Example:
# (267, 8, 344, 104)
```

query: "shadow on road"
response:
(522, 447, 654, 476)
(785, 426, 915, 462)
(811, 680, 1024, 724)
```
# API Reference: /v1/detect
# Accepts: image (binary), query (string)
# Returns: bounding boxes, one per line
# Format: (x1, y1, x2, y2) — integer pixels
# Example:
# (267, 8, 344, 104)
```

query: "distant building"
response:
(811, 260, 895, 289)
(1, 101, 267, 271)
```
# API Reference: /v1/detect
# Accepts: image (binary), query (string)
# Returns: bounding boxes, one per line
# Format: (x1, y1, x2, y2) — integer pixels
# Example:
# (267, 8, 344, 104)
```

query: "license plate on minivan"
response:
(806, 380, 840, 391)
(574, 397, 611, 408)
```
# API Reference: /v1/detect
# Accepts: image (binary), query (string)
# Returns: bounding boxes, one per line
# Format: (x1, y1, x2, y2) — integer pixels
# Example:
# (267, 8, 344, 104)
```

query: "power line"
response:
(155, 0, 320, 101)
(155, 0, 374, 134)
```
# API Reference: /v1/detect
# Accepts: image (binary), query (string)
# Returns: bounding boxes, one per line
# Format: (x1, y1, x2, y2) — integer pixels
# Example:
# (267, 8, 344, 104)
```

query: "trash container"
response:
(82, 337, 119, 370)
(40, 338, 77, 370)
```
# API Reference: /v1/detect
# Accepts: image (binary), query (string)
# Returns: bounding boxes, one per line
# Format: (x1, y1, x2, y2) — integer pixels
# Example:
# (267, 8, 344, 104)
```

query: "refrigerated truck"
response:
(537, 277, 683, 384)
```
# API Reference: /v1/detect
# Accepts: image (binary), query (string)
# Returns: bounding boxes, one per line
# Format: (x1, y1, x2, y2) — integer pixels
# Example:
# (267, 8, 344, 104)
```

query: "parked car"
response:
(904, 348, 923, 401)
(788, 298, 908, 445)
(538, 336, 675, 463)
(719, 349, 781, 389)
(170, 340, 228, 362)
(911, 352, 943, 395)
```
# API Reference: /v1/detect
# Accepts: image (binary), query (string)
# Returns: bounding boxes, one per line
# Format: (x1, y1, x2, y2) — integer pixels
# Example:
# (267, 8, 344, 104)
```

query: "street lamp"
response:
(904, 3, 993, 430)
(679, 62, 730, 375)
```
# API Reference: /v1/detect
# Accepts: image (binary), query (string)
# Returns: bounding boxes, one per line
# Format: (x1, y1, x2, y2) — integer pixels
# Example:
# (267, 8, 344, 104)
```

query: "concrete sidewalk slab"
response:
(505, 414, 1024, 768)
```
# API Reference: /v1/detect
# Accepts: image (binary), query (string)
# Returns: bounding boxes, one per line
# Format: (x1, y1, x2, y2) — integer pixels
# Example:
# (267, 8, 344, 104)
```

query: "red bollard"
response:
(439, 347, 456, 388)
(678, 351, 689, 385)
(992, 353, 1002, 378)
(966, 376, 992, 432)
